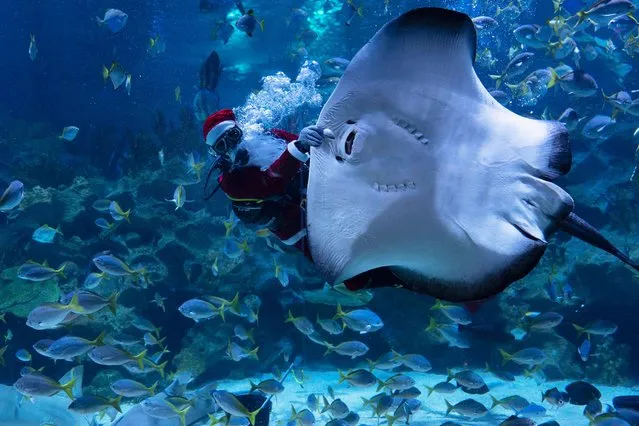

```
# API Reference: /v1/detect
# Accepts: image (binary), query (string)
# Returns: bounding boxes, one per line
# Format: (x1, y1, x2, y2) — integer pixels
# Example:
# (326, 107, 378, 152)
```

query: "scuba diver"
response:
(202, 108, 327, 252)
(202, 109, 403, 293)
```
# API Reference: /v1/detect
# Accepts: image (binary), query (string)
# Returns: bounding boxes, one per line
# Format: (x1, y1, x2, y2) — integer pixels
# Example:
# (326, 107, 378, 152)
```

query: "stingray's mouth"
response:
(372, 181, 416, 192)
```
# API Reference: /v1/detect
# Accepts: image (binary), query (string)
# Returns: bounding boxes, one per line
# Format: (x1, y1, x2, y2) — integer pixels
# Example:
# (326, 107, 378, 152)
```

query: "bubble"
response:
(235, 60, 323, 137)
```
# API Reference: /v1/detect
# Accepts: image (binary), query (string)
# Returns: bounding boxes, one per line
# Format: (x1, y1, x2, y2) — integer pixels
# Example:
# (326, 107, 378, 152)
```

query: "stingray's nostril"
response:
(346, 119, 356, 124)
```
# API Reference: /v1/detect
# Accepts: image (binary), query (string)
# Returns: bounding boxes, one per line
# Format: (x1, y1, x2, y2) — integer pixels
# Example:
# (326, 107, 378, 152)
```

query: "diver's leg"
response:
(235, 393, 272, 426)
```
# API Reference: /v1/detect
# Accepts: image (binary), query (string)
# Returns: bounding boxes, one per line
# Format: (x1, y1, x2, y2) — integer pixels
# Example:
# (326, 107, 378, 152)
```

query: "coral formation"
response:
(0, 267, 60, 317)
(585, 338, 630, 386)
(173, 325, 228, 377)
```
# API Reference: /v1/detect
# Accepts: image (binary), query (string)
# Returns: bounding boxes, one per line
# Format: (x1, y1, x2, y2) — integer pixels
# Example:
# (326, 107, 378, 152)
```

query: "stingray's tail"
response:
(559, 212, 639, 271)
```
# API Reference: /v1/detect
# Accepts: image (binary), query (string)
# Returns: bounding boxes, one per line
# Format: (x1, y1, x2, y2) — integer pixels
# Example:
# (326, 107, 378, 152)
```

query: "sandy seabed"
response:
(214, 368, 639, 426)
(1, 367, 637, 426)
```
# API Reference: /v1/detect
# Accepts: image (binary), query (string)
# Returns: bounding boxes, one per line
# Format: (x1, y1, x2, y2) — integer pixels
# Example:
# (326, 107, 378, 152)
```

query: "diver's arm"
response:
(268, 125, 332, 179)
(265, 129, 305, 180)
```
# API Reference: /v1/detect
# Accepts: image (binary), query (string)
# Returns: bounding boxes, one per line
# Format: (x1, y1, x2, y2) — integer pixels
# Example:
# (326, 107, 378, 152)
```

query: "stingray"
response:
(307, 7, 638, 302)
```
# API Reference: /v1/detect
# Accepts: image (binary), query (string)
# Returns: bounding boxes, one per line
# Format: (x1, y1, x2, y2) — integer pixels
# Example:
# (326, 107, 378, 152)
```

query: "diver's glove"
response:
(215, 155, 233, 172)
(233, 148, 250, 168)
(295, 125, 326, 153)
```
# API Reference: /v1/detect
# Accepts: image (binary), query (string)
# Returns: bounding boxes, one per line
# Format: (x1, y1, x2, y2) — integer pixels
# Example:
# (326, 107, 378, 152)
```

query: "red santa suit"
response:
(203, 110, 311, 255)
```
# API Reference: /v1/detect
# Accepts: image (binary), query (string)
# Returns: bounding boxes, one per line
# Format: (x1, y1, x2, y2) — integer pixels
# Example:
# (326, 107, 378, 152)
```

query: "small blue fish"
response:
(15, 349, 32, 363)
(89, 345, 147, 370)
(109, 201, 131, 222)
(69, 395, 122, 414)
(58, 126, 79, 141)
(46, 332, 105, 361)
(131, 317, 157, 334)
(510, 327, 527, 341)
(578, 339, 591, 362)
(235, 9, 264, 37)
(20, 366, 43, 376)
(211, 256, 220, 277)
(223, 212, 241, 236)
(334, 305, 384, 334)
(274, 258, 289, 287)
(91, 199, 112, 212)
(28, 34, 38, 61)
(94, 218, 114, 230)
(96, 9, 128, 33)
(516, 403, 546, 418)
(0, 180, 25, 212)
(299, 28, 318, 46)
(143, 332, 166, 348)
(83, 272, 107, 289)
(213, 21, 234, 44)
(324, 57, 350, 76)
(32, 339, 55, 356)
(166, 184, 190, 210)
(93, 254, 139, 277)
(544, 278, 558, 302)
(32, 225, 63, 244)
(111, 379, 158, 397)
(223, 237, 249, 259)
(178, 299, 223, 322)
(561, 283, 574, 301)
(17, 261, 66, 282)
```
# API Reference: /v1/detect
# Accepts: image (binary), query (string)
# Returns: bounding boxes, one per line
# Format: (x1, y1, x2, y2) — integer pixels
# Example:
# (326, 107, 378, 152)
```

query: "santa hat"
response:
(203, 109, 237, 146)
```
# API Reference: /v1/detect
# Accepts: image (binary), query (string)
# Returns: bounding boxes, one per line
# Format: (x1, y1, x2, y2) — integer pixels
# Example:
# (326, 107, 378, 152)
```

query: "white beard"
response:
(233, 133, 287, 170)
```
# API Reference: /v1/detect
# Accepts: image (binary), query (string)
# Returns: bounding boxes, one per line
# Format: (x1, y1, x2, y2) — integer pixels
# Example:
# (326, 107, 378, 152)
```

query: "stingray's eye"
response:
(346, 119, 356, 124)
(345, 130, 356, 155)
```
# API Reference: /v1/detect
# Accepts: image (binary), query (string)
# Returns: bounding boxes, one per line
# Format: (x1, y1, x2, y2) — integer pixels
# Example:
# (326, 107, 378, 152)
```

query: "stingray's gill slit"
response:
(393, 117, 429, 144)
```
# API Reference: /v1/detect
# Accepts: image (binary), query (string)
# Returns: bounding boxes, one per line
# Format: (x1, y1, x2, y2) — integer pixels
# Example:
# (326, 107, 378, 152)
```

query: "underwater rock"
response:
(84, 368, 127, 400)
(584, 338, 630, 385)
(174, 326, 227, 377)
(155, 241, 196, 283)
(20, 177, 92, 224)
(0, 266, 60, 317)
(541, 336, 583, 379)
(89, 302, 138, 333)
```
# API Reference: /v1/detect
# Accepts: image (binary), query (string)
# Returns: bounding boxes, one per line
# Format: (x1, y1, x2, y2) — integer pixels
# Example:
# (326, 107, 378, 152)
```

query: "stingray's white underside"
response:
(307, 8, 573, 301)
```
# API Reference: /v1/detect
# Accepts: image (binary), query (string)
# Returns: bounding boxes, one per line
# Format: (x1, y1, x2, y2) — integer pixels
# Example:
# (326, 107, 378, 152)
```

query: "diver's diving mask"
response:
(203, 126, 244, 201)
(209, 126, 243, 156)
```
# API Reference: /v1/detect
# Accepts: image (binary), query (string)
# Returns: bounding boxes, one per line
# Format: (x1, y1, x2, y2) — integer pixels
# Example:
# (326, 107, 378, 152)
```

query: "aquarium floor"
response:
(211, 368, 637, 426)
(2, 368, 636, 425)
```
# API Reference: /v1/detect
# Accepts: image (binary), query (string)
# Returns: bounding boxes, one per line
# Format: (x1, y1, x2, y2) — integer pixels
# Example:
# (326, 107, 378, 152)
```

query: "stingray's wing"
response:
(309, 8, 574, 301)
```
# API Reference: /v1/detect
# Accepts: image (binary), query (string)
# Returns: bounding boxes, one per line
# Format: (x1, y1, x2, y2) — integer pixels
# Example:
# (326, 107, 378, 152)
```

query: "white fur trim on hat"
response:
(205, 120, 236, 146)
(287, 141, 310, 162)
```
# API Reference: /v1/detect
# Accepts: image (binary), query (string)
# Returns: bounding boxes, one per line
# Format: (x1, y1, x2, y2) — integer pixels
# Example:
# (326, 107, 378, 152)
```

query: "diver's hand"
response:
(215, 155, 233, 172)
(296, 125, 331, 153)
